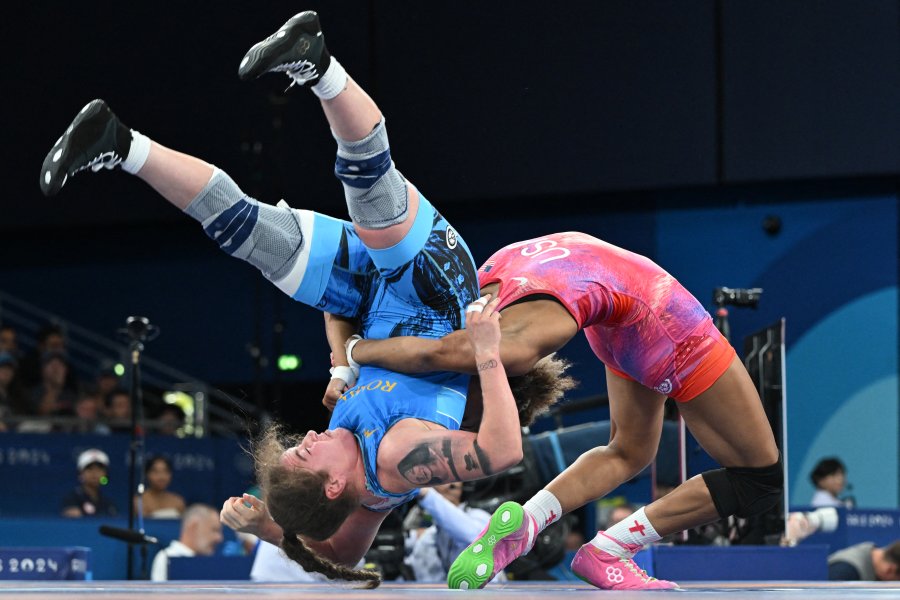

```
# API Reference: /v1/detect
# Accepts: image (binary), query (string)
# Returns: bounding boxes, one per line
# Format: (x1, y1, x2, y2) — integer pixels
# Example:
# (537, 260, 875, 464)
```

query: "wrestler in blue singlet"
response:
(192, 111, 479, 509)
(271, 193, 479, 510)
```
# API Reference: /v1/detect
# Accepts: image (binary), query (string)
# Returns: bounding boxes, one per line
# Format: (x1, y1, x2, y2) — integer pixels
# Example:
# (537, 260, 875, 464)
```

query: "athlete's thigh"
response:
(297, 216, 375, 318)
(606, 366, 668, 465)
(366, 197, 479, 337)
(678, 355, 779, 468)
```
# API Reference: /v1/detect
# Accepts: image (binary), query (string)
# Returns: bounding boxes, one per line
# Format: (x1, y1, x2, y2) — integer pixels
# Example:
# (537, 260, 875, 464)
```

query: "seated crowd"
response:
(0, 322, 184, 435)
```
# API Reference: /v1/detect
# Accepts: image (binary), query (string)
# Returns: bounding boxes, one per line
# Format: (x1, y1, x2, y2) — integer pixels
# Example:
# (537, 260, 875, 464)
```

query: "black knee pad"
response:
(702, 457, 784, 519)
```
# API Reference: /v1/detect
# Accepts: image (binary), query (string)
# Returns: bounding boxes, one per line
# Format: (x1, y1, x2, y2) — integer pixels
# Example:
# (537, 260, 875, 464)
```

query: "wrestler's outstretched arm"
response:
(350, 299, 577, 377)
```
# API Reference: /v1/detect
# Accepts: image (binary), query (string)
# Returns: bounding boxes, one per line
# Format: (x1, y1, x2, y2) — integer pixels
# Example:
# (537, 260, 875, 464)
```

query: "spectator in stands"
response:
(154, 404, 186, 436)
(105, 388, 133, 433)
(0, 351, 25, 431)
(19, 351, 77, 432)
(403, 483, 504, 583)
(810, 457, 850, 508)
(18, 323, 70, 389)
(61, 448, 118, 517)
(136, 455, 186, 519)
(0, 324, 19, 357)
(94, 360, 122, 400)
(829, 540, 900, 581)
(68, 389, 112, 435)
(150, 503, 224, 581)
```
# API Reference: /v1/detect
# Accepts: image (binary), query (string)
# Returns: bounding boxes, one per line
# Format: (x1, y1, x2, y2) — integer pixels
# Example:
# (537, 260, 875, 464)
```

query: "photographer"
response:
(829, 540, 900, 581)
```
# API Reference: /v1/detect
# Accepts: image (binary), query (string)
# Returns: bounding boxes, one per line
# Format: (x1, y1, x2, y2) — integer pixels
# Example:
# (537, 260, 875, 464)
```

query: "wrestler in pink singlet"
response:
(478, 232, 735, 401)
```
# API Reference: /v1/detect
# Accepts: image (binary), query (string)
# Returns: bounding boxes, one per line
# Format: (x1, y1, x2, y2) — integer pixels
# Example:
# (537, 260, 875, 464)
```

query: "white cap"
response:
(77, 448, 110, 471)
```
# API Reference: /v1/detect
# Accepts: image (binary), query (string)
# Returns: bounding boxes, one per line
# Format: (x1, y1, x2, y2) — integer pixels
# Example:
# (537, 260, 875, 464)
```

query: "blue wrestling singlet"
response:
(329, 365, 469, 511)
(275, 192, 479, 510)
(276, 194, 479, 342)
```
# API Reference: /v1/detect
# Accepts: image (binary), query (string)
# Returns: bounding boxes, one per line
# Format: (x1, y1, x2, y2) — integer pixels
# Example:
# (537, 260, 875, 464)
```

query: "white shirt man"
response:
(150, 504, 223, 581)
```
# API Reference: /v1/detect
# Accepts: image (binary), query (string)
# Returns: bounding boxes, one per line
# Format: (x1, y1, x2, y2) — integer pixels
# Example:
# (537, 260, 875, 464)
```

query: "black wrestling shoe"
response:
(39, 99, 131, 197)
(238, 11, 332, 86)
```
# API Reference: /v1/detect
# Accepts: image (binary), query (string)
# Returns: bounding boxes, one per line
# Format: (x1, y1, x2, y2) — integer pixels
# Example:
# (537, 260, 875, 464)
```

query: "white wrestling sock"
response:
(312, 57, 348, 100)
(590, 507, 662, 556)
(122, 130, 151, 174)
(523, 490, 563, 533)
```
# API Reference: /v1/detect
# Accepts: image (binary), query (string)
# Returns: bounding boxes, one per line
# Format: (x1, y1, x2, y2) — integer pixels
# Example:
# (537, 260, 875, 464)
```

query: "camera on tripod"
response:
(713, 287, 763, 309)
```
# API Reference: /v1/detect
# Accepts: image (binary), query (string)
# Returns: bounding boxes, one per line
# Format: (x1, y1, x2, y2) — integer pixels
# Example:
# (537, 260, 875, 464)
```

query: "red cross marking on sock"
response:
(628, 520, 646, 536)
(545, 510, 557, 526)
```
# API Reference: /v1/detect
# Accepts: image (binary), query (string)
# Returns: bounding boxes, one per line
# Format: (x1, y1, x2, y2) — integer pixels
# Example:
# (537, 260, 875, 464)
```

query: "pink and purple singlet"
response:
(478, 232, 735, 401)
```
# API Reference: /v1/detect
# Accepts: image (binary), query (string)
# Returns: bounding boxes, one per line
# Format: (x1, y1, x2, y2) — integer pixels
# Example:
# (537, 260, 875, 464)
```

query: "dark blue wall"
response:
(6, 1, 899, 230)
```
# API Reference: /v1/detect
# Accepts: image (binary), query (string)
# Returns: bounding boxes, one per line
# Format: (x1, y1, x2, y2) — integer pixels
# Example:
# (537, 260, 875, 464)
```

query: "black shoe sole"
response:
(238, 11, 324, 81)
(40, 99, 110, 197)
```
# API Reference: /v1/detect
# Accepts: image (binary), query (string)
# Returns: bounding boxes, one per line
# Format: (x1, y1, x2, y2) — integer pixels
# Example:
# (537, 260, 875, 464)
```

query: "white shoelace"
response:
(78, 151, 122, 174)
(620, 557, 657, 582)
(282, 61, 319, 89)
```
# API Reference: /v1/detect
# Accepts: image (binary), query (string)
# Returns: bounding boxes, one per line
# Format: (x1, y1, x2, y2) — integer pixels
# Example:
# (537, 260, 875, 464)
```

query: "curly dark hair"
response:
(460, 353, 578, 432)
(253, 426, 381, 588)
(508, 353, 577, 425)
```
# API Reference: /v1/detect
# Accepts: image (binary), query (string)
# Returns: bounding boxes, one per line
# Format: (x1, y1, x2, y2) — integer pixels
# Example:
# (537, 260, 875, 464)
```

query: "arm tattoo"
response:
(477, 358, 498, 372)
(442, 438, 461, 481)
(473, 440, 493, 476)
(397, 440, 461, 486)
(464, 453, 479, 471)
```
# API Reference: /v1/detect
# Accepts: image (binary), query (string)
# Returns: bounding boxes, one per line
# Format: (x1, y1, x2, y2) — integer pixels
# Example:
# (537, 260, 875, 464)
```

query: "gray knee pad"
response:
(702, 457, 784, 519)
(184, 168, 304, 282)
(333, 117, 408, 229)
